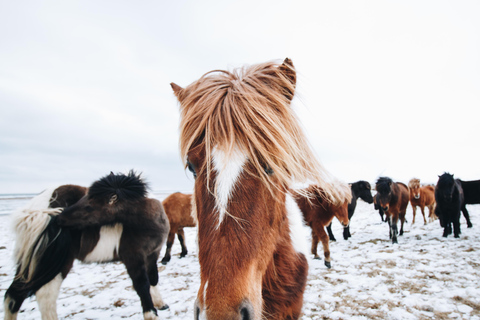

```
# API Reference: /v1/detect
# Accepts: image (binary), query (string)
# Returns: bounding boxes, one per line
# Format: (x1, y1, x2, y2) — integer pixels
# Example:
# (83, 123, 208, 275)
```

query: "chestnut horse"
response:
(293, 183, 351, 268)
(326, 180, 374, 241)
(408, 178, 436, 225)
(375, 177, 409, 244)
(171, 58, 347, 319)
(161, 192, 196, 265)
(4, 172, 169, 320)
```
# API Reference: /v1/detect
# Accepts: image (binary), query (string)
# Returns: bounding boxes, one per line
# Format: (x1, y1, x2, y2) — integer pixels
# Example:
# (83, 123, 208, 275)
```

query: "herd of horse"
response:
(4, 59, 480, 320)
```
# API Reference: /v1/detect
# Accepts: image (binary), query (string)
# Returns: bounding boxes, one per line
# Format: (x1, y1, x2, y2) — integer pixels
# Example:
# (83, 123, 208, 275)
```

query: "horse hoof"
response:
(159, 304, 169, 311)
(161, 260, 168, 265)
(313, 256, 321, 260)
(325, 261, 331, 269)
(468, 224, 473, 228)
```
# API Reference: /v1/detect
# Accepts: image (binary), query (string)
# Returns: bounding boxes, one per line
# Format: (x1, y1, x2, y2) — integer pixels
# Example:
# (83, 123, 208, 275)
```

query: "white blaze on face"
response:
(285, 193, 309, 257)
(84, 223, 123, 263)
(212, 147, 247, 229)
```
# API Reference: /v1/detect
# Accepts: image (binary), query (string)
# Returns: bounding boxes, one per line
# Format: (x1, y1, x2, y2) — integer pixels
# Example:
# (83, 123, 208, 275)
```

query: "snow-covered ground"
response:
(1, 196, 479, 319)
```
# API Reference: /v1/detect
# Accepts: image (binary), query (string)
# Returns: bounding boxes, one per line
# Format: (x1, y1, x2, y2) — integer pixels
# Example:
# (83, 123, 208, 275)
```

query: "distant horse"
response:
(171, 58, 349, 319)
(373, 193, 386, 222)
(435, 173, 472, 238)
(293, 183, 351, 268)
(161, 192, 196, 265)
(375, 177, 409, 244)
(408, 178, 436, 225)
(4, 172, 170, 320)
(458, 178, 480, 228)
(326, 180, 374, 241)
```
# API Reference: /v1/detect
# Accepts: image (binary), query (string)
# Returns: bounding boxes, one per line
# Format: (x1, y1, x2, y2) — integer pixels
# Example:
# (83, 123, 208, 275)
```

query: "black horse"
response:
(327, 180, 374, 241)
(458, 178, 480, 227)
(435, 173, 473, 238)
(4, 171, 170, 320)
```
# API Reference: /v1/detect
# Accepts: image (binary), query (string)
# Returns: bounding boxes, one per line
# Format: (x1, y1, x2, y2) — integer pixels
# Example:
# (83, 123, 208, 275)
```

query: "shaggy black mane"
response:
(438, 172, 454, 185)
(88, 170, 148, 201)
(376, 177, 392, 194)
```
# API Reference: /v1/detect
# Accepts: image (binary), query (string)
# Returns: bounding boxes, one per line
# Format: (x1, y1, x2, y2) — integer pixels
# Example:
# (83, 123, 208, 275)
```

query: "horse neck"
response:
(195, 168, 289, 319)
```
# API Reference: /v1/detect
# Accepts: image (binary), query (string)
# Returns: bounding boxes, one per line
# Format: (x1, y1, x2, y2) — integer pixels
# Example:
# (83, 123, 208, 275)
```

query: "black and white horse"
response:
(327, 180, 374, 241)
(4, 171, 170, 320)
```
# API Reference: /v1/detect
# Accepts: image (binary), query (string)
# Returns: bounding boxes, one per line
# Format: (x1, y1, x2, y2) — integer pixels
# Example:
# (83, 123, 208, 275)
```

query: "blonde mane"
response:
(408, 178, 421, 189)
(175, 59, 344, 204)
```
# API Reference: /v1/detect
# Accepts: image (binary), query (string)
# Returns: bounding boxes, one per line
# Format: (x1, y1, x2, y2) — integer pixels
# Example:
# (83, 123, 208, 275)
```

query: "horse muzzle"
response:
(414, 195, 420, 199)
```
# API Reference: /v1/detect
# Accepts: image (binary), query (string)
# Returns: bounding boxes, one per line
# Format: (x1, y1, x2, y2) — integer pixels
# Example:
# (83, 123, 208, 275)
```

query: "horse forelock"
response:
(376, 177, 393, 195)
(178, 60, 337, 203)
(438, 172, 454, 185)
(88, 170, 147, 201)
(408, 178, 421, 189)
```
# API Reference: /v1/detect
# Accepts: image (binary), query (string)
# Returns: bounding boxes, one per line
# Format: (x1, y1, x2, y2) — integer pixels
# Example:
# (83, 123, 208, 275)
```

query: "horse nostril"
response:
(241, 307, 251, 320)
(239, 300, 254, 320)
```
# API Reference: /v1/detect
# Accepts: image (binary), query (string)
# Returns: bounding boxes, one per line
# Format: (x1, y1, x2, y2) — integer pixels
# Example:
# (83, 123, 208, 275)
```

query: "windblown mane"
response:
(177, 60, 343, 203)
(376, 177, 393, 194)
(408, 178, 420, 189)
(88, 171, 148, 201)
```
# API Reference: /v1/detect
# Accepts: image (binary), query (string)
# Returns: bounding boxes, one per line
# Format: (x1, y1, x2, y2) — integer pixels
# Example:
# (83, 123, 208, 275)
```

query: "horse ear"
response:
(170, 83, 185, 102)
(109, 194, 118, 205)
(279, 58, 296, 102)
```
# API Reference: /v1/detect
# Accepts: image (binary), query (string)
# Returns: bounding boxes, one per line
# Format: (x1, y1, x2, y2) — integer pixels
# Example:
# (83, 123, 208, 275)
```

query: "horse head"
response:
(408, 178, 421, 200)
(353, 180, 374, 204)
(436, 173, 455, 202)
(375, 177, 394, 212)
(58, 171, 148, 228)
(172, 58, 341, 319)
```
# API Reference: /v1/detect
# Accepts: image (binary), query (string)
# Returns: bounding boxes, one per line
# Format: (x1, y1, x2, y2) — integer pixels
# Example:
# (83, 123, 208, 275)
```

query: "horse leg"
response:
(411, 206, 417, 225)
(399, 210, 406, 236)
(35, 274, 63, 320)
(461, 205, 473, 228)
(317, 227, 331, 268)
(390, 215, 398, 244)
(146, 252, 168, 311)
(124, 257, 159, 320)
(419, 206, 427, 225)
(453, 219, 461, 238)
(326, 222, 336, 241)
(177, 228, 188, 258)
(160, 228, 176, 265)
(343, 226, 350, 240)
(310, 230, 320, 260)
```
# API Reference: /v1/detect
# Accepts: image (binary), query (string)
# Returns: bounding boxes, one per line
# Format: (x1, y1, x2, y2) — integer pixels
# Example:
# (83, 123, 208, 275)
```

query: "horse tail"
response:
(8, 213, 72, 299)
(12, 207, 63, 282)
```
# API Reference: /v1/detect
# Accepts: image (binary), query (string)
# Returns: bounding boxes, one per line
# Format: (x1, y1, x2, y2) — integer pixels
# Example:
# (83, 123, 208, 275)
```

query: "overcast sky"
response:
(1, 0, 479, 194)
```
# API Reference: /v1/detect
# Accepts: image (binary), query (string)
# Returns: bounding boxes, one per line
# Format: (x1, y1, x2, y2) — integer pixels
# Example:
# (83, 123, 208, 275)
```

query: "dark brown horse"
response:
(4, 172, 169, 320)
(171, 58, 348, 319)
(293, 183, 351, 268)
(408, 178, 436, 224)
(161, 192, 196, 265)
(375, 177, 409, 244)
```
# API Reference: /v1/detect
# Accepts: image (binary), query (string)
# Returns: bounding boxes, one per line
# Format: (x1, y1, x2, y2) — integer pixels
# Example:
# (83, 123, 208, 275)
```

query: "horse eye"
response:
(187, 161, 197, 179)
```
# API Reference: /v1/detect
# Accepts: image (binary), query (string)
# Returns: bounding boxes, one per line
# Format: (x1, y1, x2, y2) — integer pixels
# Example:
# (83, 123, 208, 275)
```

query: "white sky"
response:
(0, 0, 479, 194)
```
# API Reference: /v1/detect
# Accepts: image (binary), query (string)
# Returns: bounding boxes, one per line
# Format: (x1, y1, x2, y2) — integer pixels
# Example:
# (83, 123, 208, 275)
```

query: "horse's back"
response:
(460, 179, 480, 204)
(162, 192, 195, 227)
(397, 182, 410, 210)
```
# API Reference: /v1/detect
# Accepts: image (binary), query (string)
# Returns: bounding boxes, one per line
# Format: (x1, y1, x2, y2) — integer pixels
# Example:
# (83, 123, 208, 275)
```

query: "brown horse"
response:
(171, 58, 348, 319)
(408, 178, 436, 224)
(293, 183, 351, 268)
(161, 192, 196, 265)
(375, 177, 409, 244)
